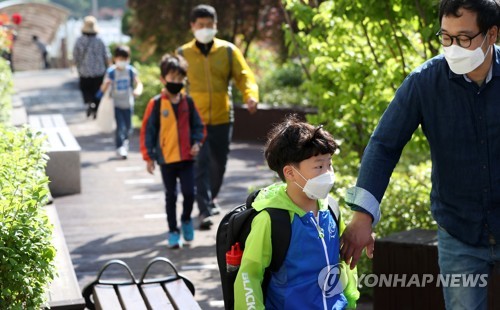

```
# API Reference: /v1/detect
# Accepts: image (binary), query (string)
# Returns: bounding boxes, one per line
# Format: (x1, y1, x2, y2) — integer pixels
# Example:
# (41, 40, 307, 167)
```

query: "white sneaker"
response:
(123, 139, 129, 152)
(117, 146, 127, 159)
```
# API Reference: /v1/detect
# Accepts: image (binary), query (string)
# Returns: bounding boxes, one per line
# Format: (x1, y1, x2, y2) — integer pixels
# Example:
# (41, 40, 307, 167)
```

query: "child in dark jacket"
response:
(140, 54, 205, 248)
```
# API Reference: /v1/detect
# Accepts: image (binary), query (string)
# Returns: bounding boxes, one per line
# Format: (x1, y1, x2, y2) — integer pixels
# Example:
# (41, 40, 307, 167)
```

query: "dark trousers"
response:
(160, 161, 195, 233)
(195, 123, 232, 217)
(114, 107, 132, 148)
(79, 75, 104, 107)
(42, 51, 50, 69)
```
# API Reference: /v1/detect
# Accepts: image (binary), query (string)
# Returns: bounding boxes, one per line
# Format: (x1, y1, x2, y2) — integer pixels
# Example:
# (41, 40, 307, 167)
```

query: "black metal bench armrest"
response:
(82, 259, 138, 309)
(139, 257, 195, 296)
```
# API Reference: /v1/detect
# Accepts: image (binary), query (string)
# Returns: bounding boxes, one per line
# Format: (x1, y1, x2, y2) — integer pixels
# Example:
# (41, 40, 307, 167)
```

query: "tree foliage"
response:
(284, 0, 439, 160)
(126, 0, 285, 60)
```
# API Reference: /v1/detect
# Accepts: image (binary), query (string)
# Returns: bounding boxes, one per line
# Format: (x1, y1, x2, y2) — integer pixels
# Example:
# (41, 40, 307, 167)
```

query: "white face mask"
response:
(116, 61, 128, 70)
(194, 28, 217, 44)
(443, 34, 489, 74)
(293, 167, 335, 200)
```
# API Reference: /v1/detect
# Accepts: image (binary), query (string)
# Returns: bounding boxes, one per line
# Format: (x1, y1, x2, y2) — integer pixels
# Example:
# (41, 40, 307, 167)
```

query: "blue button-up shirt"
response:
(346, 45, 500, 246)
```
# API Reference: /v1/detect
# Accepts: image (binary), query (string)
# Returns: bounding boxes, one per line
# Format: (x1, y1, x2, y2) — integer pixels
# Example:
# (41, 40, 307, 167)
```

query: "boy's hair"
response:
(439, 0, 500, 33)
(114, 45, 130, 58)
(265, 114, 338, 181)
(190, 4, 217, 23)
(159, 54, 188, 78)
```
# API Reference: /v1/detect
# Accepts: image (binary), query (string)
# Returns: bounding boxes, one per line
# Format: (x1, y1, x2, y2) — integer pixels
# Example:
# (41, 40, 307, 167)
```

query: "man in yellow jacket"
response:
(177, 4, 259, 229)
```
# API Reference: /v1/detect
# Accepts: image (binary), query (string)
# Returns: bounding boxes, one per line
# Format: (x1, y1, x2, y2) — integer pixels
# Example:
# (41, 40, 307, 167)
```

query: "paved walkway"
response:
(13, 69, 275, 309)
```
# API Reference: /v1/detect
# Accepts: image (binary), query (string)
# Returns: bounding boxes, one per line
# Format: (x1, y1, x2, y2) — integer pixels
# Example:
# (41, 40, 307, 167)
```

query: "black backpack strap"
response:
(262, 208, 291, 299)
(245, 189, 290, 272)
(267, 208, 291, 272)
(149, 95, 162, 150)
(245, 189, 291, 272)
(152, 95, 162, 127)
(245, 189, 260, 207)
(244, 190, 291, 299)
(129, 67, 134, 88)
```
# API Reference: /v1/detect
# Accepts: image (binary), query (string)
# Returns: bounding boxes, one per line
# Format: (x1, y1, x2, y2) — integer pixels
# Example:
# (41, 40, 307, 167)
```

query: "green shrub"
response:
(133, 62, 162, 120)
(245, 44, 307, 107)
(0, 126, 56, 308)
(0, 58, 13, 123)
(258, 58, 309, 107)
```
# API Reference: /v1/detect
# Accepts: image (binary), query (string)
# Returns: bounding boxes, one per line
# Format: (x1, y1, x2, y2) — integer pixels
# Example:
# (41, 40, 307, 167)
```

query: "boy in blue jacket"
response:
(234, 115, 357, 309)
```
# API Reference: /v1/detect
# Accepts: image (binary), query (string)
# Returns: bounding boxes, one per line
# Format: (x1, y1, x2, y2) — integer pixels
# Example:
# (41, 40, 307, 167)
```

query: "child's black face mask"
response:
(166, 82, 184, 95)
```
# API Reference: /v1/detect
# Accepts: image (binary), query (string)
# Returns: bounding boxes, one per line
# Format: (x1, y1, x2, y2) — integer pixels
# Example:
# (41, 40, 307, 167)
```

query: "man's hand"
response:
(246, 97, 258, 114)
(146, 160, 155, 175)
(341, 211, 375, 269)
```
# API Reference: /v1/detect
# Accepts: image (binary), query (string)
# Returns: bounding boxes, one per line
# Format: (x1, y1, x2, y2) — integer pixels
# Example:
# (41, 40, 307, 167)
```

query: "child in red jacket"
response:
(140, 54, 205, 248)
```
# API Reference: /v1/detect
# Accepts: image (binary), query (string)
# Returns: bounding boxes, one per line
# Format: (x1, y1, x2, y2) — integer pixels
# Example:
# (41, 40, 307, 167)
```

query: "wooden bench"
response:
(45, 204, 85, 309)
(82, 257, 202, 310)
(374, 229, 500, 309)
(28, 114, 81, 197)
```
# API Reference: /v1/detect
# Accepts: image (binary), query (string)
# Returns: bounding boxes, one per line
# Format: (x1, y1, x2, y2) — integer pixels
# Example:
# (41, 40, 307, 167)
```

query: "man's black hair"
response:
(190, 4, 217, 23)
(439, 0, 500, 33)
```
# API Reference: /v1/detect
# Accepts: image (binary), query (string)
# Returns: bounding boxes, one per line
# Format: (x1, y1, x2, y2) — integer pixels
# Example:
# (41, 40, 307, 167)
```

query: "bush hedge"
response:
(133, 61, 162, 121)
(0, 125, 56, 309)
(0, 55, 56, 308)
(0, 58, 13, 123)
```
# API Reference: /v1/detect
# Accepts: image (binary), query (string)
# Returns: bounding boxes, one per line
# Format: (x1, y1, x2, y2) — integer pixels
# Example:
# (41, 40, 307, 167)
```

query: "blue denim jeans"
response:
(160, 161, 195, 233)
(195, 123, 233, 217)
(114, 107, 132, 148)
(437, 226, 500, 310)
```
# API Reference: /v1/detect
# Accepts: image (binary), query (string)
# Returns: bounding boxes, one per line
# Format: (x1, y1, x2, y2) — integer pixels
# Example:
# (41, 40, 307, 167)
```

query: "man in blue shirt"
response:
(341, 0, 500, 308)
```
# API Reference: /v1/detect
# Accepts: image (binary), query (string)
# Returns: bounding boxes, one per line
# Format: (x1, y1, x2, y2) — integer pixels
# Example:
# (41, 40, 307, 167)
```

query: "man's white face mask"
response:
(443, 34, 490, 74)
(194, 28, 217, 44)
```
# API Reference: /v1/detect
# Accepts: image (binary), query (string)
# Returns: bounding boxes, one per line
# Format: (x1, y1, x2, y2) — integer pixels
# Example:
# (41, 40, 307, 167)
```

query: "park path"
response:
(14, 68, 275, 309)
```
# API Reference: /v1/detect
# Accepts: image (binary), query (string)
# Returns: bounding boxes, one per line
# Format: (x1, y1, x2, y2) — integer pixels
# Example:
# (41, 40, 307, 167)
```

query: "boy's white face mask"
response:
(293, 167, 335, 200)
(443, 34, 489, 74)
(194, 28, 217, 44)
(116, 61, 128, 70)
